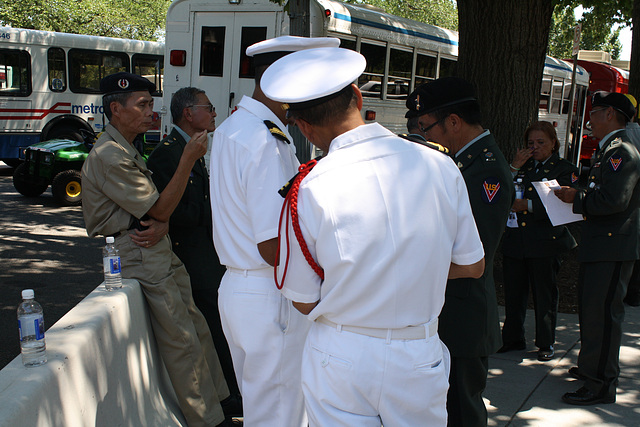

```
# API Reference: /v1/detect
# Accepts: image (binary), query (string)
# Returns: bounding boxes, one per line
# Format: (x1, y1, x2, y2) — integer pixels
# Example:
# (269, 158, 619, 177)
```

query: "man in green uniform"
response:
(406, 77, 514, 427)
(146, 87, 241, 413)
(555, 91, 640, 405)
(81, 72, 234, 427)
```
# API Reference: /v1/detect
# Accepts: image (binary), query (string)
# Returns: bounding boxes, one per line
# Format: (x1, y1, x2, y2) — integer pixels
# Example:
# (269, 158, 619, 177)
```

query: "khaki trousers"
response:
(117, 233, 229, 427)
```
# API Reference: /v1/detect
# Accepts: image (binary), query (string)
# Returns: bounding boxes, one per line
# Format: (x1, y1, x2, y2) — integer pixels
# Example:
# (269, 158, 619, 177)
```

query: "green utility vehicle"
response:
(12, 135, 93, 206)
(13, 131, 159, 206)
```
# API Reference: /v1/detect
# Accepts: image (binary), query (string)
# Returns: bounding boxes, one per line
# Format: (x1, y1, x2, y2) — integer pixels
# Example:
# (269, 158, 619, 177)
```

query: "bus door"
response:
(193, 12, 275, 122)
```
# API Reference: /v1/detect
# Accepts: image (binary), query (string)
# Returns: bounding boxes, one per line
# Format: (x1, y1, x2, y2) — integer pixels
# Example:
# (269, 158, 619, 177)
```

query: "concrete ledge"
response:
(0, 279, 186, 427)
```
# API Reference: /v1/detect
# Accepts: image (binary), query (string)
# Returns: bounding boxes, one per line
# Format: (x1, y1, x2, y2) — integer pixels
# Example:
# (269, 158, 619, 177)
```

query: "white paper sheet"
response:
(532, 179, 584, 226)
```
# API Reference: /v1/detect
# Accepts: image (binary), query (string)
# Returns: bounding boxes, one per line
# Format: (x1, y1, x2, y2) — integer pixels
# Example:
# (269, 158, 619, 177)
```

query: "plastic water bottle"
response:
(103, 236, 122, 290)
(17, 289, 47, 367)
(515, 178, 524, 199)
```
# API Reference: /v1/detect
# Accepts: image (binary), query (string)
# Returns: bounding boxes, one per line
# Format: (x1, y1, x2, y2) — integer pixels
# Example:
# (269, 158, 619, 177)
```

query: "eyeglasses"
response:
(420, 117, 445, 134)
(590, 107, 608, 116)
(188, 104, 215, 113)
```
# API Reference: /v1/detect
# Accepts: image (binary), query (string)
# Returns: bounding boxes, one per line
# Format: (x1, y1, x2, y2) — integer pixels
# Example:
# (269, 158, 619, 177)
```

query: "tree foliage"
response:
(0, 0, 170, 41)
(549, 1, 623, 59)
(343, 0, 458, 31)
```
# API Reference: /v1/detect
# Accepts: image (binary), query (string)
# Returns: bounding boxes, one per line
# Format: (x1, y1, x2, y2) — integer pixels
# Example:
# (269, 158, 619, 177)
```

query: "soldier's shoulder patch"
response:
(571, 172, 579, 183)
(481, 177, 502, 204)
(609, 155, 623, 171)
(264, 120, 290, 144)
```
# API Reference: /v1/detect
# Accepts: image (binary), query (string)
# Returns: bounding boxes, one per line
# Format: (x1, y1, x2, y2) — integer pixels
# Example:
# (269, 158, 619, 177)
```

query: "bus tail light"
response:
(170, 50, 187, 66)
(325, 9, 331, 17)
(365, 110, 376, 121)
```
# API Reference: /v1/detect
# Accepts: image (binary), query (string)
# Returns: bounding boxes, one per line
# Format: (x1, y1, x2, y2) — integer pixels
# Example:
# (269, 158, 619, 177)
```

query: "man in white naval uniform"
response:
(262, 47, 486, 427)
(209, 36, 340, 426)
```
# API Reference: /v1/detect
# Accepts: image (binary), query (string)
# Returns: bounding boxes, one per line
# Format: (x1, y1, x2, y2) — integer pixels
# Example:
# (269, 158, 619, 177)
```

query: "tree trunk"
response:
(629, 0, 640, 106)
(457, 0, 554, 160)
(289, 0, 311, 37)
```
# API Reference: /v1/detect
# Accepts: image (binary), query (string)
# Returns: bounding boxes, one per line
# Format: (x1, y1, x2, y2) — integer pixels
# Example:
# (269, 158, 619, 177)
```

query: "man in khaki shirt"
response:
(81, 72, 236, 427)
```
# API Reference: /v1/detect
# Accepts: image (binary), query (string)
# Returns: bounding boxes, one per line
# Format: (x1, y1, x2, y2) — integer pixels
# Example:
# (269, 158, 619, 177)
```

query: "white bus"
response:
(163, 0, 587, 160)
(0, 27, 164, 166)
(539, 56, 589, 161)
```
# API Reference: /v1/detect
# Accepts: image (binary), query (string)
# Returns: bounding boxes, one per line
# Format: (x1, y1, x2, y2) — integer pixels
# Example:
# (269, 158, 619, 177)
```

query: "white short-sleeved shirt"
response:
(278, 123, 484, 329)
(210, 96, 300, 269)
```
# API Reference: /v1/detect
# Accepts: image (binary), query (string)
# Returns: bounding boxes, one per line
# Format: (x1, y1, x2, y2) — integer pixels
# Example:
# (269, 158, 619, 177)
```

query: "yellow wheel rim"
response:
(66, 181, 81, 197)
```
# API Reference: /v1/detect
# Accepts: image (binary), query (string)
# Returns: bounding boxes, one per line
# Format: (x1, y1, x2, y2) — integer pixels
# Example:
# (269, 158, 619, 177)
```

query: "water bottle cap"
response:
(22, 289, 34, 299)
(106, 236, 115, 244)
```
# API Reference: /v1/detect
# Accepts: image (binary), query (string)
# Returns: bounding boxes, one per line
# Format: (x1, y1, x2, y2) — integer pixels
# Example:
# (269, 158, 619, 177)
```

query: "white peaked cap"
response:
(246, 35, 340, 57)
(261, 47, 366, 106)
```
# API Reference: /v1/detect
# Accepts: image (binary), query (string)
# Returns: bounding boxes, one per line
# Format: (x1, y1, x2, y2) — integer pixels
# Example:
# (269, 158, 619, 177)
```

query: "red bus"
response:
(567, 59, 629, 168)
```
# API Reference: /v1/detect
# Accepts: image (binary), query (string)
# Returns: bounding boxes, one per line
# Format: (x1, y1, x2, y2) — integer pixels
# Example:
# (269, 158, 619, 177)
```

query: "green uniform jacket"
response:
(146, 129, 226, 289)
(439, 133, 514, 357)
(573, 129, 640, 263)
(501, 153, 578, 258)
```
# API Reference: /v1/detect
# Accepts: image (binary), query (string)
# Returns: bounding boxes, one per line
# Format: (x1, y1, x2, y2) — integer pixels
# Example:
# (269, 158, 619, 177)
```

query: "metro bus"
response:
(163, 0, 588, 161)
(0, 27, 164, 166)
(567, 59, 630, 168)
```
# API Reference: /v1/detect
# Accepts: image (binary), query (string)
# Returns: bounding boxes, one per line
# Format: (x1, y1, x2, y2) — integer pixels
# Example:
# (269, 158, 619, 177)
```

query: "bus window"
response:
(539, 75, 551, 112)
(200, 27, 225, 77)
(415, 53, 437, 87)
(339, 38, 357, 51)
(0, 49, 31, 96)
(551, 77, 563, 114)
(133, 54, 164, 96)
(358, 42, 386, 98)
(68, 49, 129, 93)
(438, 57, 457, 78)
(47, 48, 66, 92)
(239, 27, 267, 79)
(561, 79, 572, 114)
(388, 48, 411, 100)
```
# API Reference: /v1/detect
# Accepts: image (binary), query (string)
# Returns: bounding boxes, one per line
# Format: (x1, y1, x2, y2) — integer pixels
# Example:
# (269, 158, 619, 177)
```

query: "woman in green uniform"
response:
(499, 121, 578, 361)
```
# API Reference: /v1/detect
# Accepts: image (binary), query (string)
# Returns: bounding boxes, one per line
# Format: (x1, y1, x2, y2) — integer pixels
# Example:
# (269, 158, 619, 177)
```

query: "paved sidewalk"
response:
(485, 305, 640, 426)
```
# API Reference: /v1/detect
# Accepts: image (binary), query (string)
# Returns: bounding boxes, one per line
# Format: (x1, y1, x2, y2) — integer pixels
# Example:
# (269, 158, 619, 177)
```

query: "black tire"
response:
(13, 162, 48, 197)
(45, 125, 83, 142)
(52, 170, 82, 206)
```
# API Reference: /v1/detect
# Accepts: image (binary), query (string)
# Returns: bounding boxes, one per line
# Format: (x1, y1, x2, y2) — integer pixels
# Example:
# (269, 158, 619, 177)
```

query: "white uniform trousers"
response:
(302, 320, 450, 427)
(218, 268, 310, 426)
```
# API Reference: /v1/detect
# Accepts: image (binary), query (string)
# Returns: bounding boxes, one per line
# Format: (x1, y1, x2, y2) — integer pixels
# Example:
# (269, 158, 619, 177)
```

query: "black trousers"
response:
(577, 261, 631, 396)
(447, 356, 489, 427)
(626, 259, 640, 300)
(501, 255, 561, 349)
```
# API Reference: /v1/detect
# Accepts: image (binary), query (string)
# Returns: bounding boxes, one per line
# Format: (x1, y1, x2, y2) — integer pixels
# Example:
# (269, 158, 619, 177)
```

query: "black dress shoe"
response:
(568, 366, 586, 381)
(562, 386, 615, 406)
(537, 346, 554, 361)
(497, 341, 526, 353)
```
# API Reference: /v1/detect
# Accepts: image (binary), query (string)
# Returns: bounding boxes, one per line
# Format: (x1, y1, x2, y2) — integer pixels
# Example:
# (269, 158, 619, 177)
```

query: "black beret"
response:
(592, 91, 636, 121)
(100, 72, 156, 96)
(406, 77, 477, 116)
